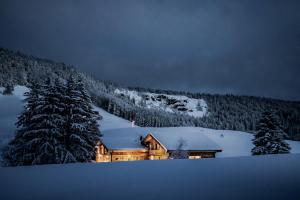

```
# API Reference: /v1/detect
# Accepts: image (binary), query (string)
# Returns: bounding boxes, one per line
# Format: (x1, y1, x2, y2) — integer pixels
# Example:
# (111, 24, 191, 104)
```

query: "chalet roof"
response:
(101, 127, 221, 151)
(101, 128, 147, 150)
(147, 127, 222, 151)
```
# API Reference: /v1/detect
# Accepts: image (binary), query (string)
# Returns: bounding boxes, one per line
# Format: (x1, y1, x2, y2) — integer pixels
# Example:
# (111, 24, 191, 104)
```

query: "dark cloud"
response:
(0, 0, 300, 100)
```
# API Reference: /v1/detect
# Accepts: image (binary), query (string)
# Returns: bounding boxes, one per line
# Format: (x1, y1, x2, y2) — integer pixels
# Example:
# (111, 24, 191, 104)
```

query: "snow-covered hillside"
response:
(93, 106, 132, 131)
(96, 104, 300, 157)
(1, 88, 300, 200)
(1, 154, 300, 200)
(1, 86, 300, 160)
(0, 86, 29, 152)
(115, 88, 208, 117)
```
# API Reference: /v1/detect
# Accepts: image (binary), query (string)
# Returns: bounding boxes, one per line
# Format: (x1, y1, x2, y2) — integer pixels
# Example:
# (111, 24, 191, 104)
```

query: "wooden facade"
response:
(187, 150, 218, 158)
(143, 134, 169, 160)
(96, 133, 221, 162)
(96, 144, 148, 162)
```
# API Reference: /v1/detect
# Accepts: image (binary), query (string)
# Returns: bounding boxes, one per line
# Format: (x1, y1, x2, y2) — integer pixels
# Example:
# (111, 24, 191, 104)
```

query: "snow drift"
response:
(0, 154, 300, 200)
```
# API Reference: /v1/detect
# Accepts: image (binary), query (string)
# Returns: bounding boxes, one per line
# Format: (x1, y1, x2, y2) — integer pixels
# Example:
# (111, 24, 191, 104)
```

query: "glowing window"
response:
(189, 156, 201, 159)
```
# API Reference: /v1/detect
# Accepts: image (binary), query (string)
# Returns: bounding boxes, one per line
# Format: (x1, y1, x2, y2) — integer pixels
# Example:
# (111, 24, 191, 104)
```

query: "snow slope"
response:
(0, 154, 300, 200)
(115, 88, 208, 117)
(1, 85, 300, 159)
(95, 101, 300, 157)
(93, 106, 132, 131)
(0, 86, 29, 151)
(0, 86, 133, 153)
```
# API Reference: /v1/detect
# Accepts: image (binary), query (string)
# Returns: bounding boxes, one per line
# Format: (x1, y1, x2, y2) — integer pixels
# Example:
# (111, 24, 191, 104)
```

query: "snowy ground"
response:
(0, 86, 29, 152)
(93, 106, 132, 131)
(0, 154, 300, 200)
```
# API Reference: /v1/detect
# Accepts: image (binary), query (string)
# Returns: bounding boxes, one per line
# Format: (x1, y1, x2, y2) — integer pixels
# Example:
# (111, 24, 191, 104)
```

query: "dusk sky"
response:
(1, 0, 300, 100)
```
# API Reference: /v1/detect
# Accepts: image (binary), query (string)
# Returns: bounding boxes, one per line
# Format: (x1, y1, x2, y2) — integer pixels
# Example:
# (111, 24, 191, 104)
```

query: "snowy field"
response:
(0, 154, 300, 200)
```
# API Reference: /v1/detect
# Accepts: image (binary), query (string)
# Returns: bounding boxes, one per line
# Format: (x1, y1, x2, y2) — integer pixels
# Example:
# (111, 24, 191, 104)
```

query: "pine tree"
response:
(3, 82, 41, 165)
(64, 76, 101, 162)
(3, 80, 67, 165)
(251, 111, 290, 155)
(3, 76, 101, 166)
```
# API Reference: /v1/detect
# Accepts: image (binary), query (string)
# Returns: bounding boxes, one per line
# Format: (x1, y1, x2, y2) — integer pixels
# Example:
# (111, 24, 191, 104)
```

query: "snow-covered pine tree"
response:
(3, 82, 41, 165)
(3, 79, 68, 165)
(2, 84, 14, 95)
(251, 110, 290, 155)
(64, 75, 101, 163)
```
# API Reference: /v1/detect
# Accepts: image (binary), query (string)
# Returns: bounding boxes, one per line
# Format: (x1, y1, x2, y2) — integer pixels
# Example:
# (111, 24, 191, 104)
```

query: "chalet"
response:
(96, 127, 222, 162)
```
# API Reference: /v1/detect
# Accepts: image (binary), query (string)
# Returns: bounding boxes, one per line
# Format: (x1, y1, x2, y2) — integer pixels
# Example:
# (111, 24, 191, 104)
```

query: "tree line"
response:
(1, 47, 300, 141)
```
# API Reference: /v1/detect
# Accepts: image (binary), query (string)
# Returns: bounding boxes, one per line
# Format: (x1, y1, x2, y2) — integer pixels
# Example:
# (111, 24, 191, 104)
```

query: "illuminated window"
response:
(189, 156, 201, 159)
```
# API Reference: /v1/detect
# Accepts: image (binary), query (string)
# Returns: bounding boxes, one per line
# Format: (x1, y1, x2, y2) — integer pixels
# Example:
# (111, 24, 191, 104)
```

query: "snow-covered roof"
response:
(147, 128, 221, 151)
(101, 127, 221, 151)
(100, 128, 147, 150)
